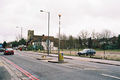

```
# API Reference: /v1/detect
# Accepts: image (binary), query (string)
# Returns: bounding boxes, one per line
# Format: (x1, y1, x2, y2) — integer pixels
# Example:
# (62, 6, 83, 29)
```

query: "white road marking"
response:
(101, 74, 120, 79)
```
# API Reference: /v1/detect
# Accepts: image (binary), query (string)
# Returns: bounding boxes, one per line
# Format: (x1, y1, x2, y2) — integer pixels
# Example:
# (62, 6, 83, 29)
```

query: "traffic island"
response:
(48, 60, 68, 63)
(36, 58, 52, 60)
(48, 53, 67, 63)
(36, 55, 52, 60)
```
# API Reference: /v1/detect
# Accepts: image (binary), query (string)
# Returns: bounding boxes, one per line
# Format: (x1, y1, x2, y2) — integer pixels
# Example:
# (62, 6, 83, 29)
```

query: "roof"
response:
(32, 35, 55, 42)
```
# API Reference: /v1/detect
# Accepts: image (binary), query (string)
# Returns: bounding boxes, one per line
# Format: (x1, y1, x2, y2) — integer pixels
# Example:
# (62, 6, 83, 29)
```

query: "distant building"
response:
(27, 30, 58, 50)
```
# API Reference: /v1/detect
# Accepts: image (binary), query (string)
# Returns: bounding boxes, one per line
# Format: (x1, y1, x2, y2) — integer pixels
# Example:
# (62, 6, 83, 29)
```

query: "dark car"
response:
(0, 48, 5, 52)
(78, 49, 96, 56)
(4, 48, 14, 55)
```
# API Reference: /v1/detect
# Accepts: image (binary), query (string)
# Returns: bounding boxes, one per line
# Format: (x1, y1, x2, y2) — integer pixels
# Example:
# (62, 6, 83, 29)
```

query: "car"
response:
(0, 48, 5, 52)
(4, 48, 14, 55)
(77, 49, 96, 56)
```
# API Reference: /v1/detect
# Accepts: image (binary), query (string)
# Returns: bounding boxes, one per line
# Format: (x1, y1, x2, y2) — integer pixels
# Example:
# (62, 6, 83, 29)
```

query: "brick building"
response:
(27, 30, 58, 50)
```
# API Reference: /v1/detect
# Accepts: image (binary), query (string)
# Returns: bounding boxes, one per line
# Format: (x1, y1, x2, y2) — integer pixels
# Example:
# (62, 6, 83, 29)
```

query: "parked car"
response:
(77, 49, 96, 56)
(4, 48, 14, 55)
(0, 48, 5, 52)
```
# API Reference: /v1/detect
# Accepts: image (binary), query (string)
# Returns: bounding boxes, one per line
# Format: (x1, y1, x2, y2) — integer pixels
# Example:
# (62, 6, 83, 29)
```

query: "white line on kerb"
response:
(101, 74, 120, 80)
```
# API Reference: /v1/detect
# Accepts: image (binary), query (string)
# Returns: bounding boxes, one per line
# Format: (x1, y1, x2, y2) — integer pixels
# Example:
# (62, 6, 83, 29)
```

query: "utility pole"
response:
(104, 42, 106, 59)
(21, 27, 23, 39)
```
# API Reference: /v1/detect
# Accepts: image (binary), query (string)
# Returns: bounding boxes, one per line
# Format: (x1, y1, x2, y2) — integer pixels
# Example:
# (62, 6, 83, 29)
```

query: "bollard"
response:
(58, 53, 64, 63)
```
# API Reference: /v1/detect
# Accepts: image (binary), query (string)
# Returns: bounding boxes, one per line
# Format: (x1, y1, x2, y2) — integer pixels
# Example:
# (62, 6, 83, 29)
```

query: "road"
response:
(0, 50, 120, 80)
(0, 66, 11, 80)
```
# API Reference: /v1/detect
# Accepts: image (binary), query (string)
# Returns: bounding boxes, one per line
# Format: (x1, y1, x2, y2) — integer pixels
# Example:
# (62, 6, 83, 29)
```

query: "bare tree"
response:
(62, 34, 68, 40)
(95, 32, 102, 39)
(102, 29, 112, 38)
(91, 29, 114, 40)
(56, 33, 67, 40)
(91, 30, 96, 39)
(16, 34, 21, 41)
(68, 35, 74, 49)
(62, 34, 68, 49)
(78, 30, 89, 48)
(79, 30, 89, 39)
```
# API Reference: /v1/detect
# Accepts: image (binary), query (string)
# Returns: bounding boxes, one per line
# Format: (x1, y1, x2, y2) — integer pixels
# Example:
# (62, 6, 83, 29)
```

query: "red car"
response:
(4, 48, 14, 55)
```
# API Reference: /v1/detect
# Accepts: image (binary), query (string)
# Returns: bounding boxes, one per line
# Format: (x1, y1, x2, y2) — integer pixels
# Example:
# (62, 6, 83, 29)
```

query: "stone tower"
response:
(27, 30, 34, 41)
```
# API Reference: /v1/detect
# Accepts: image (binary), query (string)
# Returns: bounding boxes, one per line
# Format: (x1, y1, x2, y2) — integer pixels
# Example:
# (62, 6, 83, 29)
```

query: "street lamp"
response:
(40, 10, 50, 55)
(16, 26, 23, 39)
(58, 14, 61, 61)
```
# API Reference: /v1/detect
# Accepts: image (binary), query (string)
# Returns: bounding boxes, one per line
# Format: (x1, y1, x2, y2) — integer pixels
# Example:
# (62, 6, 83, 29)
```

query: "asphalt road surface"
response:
(0, 50, 120, 80)
(0, 66, 11, 80)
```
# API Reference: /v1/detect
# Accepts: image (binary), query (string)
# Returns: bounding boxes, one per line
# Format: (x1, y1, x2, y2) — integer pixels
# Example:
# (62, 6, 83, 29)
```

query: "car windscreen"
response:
(90, 49, 95, 52)
(82, 49, 88, 53)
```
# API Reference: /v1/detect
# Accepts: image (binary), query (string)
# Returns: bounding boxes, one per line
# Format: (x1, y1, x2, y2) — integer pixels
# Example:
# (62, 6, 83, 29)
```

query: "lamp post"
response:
(58, 14, 61, 61)
(16, 26, 23, 39)
(40, 10, 50, 55)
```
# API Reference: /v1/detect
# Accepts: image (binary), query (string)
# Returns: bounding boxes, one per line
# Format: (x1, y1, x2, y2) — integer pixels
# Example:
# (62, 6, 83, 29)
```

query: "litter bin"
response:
(58, 53, 64, 62)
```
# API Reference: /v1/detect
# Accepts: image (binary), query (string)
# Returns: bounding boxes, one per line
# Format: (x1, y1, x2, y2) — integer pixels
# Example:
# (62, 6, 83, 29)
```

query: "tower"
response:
(27, 30, 34, 41)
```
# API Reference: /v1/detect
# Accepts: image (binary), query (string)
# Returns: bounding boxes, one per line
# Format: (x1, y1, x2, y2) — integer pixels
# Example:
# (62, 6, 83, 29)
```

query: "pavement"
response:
(26, 51, 120, 66)
(50, 54, 120, 66)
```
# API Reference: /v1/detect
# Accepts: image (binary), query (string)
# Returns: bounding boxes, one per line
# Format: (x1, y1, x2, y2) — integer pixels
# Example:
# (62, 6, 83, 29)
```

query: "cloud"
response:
(0, 0, 120, 42)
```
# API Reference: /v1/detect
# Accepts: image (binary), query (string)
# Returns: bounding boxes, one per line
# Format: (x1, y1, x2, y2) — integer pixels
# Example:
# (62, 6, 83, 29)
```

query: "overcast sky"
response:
(0, 0, 120, 42)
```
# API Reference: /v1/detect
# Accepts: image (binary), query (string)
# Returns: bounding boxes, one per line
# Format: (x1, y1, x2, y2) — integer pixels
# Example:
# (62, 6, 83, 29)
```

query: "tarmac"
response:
(1, 50, 120, 80)
(0, 56, 28, 80)
(0, 58, 11, 80)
